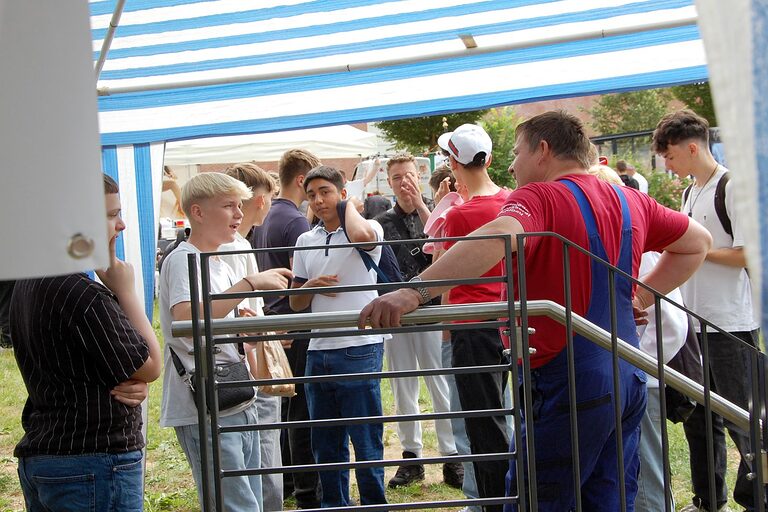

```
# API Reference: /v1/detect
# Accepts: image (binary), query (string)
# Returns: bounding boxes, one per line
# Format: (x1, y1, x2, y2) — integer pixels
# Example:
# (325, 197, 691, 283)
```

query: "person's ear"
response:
(297, 174, 305, 188)
(189, 203, 203, 222)
(486, 153, 493, 168)
(341, 188, 347, 200)
(688, 142, 699, 157)
(254, 194, 266, 210)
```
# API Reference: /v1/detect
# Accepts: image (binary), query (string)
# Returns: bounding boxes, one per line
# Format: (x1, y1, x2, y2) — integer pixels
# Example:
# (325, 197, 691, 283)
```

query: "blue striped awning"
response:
(92, 0, 708, 145)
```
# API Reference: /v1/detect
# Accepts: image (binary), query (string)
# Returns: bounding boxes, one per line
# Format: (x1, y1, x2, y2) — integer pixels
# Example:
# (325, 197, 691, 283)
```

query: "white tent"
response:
(164, 125, 378, 165)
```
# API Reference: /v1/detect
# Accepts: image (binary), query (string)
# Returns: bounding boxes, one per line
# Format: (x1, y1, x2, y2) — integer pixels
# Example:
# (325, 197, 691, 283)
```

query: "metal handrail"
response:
(171, 299, 751, 430)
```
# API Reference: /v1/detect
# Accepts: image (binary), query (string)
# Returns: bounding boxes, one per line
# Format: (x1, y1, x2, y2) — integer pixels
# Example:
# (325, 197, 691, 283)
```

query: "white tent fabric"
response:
(695, 0, 766, 334)
(164, 125, 378, 165)
(101, 142, 165, 318)
(93, 0, 708, 145)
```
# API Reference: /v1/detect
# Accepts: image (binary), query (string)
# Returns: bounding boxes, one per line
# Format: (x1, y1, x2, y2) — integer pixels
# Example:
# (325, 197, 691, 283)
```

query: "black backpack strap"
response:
(682, 183, 692, 207)
(714, 172, 732, 238)
(336, 200, 389, 281)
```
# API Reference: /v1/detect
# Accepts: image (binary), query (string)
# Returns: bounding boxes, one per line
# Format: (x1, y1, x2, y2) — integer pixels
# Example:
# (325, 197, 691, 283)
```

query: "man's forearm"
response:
(706, 247, 747, 268)
(345, 202, 376, 243)
(417, 216, 519, 301)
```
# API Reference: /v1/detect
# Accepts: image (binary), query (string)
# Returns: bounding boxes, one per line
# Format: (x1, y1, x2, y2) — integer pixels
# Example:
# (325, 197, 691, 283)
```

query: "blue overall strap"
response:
(610, 184, 633, 277)
(559, 178, 638, 350)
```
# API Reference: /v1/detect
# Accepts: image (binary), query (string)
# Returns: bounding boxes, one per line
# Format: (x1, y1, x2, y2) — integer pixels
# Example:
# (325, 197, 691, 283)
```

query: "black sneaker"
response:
(442, 460, 464, 489)
(388, 451, 425, 488)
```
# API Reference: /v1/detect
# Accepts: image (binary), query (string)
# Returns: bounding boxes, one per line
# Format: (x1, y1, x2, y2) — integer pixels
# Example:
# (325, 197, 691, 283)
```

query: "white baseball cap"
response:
(437, 124, 492, 166)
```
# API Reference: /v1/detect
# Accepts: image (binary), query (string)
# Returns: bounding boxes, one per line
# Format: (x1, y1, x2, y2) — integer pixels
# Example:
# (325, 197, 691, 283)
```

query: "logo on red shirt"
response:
(499, 202, 531, 218)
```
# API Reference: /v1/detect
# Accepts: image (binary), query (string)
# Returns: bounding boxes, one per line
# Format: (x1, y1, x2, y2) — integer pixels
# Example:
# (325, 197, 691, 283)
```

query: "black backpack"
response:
(682, 172, 732, 238)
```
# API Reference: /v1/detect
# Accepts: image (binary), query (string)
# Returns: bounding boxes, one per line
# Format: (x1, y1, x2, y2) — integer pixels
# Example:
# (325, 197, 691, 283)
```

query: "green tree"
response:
(479, 107, 521, 189)
(590, 89, 673, 135)
(670, 82, 718, 125)
(376, 110, 488, 155)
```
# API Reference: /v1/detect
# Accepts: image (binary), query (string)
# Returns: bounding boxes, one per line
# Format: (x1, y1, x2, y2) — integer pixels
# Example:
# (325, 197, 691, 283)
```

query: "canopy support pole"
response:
(94, 0, 126, 80)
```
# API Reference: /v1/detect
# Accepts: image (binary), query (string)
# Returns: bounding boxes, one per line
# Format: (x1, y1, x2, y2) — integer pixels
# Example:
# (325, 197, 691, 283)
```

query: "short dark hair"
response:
(516, 110, 592, 169)
(428, 164, 456, 193)
(386, 153, 416, 173)
(103, 174, 119, 194)
(616, 160, 628, 173)
(652, 109, 710, 153)
(303, 165, 345, 192)
(278, 149, 321, 188)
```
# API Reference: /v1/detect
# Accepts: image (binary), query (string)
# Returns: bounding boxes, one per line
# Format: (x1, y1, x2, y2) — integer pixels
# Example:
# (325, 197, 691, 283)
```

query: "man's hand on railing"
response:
(358, 288, 421, 328)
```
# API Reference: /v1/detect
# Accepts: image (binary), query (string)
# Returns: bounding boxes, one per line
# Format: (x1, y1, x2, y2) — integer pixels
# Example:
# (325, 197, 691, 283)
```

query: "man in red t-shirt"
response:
(360, 111, 711, 511)
(435, 123, 512, 510)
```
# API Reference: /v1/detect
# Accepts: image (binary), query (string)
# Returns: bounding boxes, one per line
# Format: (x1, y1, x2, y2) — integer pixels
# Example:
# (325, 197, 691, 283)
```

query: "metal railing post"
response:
(200, 254, 224, 512)
(607, 269, 626, 510)
(188, 253, 212, 511)
(562, 242, 582, 510)
(654, 295, 673, 512)
(517, 233, 538, 509)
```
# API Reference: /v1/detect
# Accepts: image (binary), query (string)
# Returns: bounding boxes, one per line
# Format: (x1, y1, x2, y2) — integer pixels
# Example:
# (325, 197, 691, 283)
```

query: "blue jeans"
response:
(305, 343, 386, 507)
(175, 404, 262, 512)
(635, 386, 674, 512)
(18, 451, 144, 512)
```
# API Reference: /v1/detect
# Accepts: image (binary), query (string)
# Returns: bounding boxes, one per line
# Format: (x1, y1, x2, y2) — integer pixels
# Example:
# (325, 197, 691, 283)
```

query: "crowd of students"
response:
(5, 108, 763, 512)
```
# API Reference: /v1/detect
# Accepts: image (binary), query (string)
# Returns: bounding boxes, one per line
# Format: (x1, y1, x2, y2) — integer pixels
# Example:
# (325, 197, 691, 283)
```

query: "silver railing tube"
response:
(172, 299, 751, 430)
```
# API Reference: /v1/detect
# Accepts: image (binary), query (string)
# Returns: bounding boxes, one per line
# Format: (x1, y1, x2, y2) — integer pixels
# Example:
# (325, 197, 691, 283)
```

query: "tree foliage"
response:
(376, 110, 488, 155)
(670, 82, 718, 126)
(590, 89, 673, 135)
(479, 107, 521, 189)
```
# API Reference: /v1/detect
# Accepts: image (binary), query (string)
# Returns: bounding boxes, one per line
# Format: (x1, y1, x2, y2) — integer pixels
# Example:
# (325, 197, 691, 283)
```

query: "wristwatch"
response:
(409, 276, 432, 305)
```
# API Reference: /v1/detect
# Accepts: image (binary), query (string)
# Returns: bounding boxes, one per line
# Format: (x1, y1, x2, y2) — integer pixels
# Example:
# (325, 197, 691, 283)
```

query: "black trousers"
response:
(452, 328, 510, 512)
(683, 329, 763, 511)
(284, 337, 322, 508)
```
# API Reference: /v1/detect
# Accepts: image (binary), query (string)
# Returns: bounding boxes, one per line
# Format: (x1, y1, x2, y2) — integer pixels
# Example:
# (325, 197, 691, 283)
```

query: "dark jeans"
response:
(452, 328, 510, 512)
(284, 337, 322, 508)
(18, 451, 143, 512)
(683, 329, 762, 511)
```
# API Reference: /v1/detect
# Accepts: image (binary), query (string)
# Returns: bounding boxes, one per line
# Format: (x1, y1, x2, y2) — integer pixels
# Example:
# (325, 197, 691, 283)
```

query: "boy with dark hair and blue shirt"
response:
(11, 174, 163, 512)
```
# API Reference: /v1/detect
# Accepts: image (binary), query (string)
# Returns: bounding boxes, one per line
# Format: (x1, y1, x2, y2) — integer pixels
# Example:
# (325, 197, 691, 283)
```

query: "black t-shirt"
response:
(10, 274, 149, 456)
(375, 198, 434, 281)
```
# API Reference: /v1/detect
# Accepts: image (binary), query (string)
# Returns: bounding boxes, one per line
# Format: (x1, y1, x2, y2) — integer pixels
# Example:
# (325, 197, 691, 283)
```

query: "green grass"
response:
(0, 318, 745, 511)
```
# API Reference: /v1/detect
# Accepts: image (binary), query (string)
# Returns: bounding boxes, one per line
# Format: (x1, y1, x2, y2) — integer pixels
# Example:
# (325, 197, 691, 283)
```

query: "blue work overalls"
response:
(505, 180, 648, 511)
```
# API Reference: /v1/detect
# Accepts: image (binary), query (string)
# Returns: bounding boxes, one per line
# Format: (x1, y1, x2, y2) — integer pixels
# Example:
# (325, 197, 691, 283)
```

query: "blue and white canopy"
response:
(93, 0, 707, 146)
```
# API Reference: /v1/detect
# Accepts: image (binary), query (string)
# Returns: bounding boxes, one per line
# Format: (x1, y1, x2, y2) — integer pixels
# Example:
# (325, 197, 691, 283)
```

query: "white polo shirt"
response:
(293, 220, 387, 350)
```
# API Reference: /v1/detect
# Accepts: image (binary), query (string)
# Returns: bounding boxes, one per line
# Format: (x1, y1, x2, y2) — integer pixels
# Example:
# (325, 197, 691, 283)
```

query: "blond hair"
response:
(181, 172, 252, 217)
(587, 164, 623, 186)
(225, 163, 275, 195)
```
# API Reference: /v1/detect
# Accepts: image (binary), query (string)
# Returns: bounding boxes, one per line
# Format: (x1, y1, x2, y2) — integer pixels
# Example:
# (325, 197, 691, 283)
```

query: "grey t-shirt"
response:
(159, 242, 255, 427)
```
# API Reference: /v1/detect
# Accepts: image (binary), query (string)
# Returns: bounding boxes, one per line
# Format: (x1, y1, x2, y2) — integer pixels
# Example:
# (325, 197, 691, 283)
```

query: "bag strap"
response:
(168, 346, 195, 391)
(336, 200, 390, 282)
(714, 172, 732, 238)
(683, 183, 692, 205)
(387, 211, 431, 271)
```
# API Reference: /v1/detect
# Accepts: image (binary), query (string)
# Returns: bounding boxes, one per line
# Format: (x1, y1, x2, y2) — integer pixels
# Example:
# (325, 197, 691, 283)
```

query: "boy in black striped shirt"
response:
(10, 174, 162, 511)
